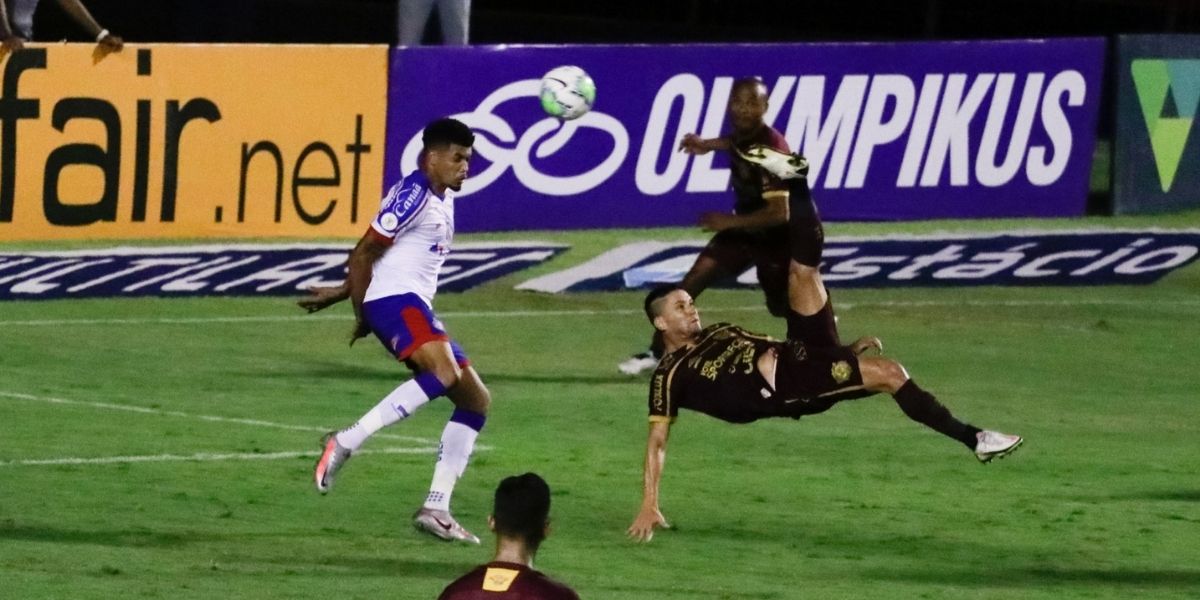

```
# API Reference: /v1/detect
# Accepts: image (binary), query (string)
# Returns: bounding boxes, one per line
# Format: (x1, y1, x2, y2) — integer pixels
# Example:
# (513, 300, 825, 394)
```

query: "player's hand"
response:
(699, 211, 735, 232)
(348, 318, 371, 346)
(850, 336, 883, 356)
(677, 133, 711, 155)
(627, 507, 670, 542)
(298, 285, 349, 313)
(0, 35, 26, 55)
(97, 31, 124, 54)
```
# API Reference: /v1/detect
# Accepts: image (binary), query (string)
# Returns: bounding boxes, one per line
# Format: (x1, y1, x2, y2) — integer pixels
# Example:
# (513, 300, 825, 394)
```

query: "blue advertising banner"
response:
(1113, 35, 1200, 214)
(516, 231, 1200, 292)
(0, 242, 566, 301)
(386, 40, 1105, 232)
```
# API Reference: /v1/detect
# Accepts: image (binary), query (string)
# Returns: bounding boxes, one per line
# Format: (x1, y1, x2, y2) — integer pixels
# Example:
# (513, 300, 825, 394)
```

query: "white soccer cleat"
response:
(314, 432, 352, 493)
(618, 351, 659, 376)
(734, 144, 809, 180)
(413, 508, 481, 544)
(974, 430, 1023, 464)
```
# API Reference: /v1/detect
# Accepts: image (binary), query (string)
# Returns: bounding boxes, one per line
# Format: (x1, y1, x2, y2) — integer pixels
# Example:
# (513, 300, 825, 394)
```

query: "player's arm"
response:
(698, 191, 789, 232)
(297, 282, 350, 313)
(53, 0, 122, 51)
(0, 2, 25, 53)
(678, 133, 731, 155)
(627, 419, 672, 542)
(345, 231, 390, 343)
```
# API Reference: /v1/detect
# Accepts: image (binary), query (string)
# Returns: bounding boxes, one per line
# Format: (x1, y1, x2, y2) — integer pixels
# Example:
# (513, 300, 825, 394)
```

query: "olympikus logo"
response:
(1131, 59, 1200, 192)
(403, 69, 1092, 200)
(640, 72, 1090, 194)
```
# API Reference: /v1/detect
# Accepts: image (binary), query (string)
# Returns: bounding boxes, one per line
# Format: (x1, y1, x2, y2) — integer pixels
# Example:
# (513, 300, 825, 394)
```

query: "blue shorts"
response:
(362, 293, 469, 369)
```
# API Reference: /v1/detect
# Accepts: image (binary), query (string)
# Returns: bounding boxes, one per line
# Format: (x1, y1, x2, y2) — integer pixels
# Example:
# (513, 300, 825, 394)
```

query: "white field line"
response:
(0, 298, 1198, 328)
(0, 391, 433, 444)
(0, 446, 436, 468)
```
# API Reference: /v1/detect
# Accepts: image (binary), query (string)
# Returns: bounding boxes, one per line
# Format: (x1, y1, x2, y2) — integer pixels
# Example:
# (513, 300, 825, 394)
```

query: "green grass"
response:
(2, 214, 1199, 599)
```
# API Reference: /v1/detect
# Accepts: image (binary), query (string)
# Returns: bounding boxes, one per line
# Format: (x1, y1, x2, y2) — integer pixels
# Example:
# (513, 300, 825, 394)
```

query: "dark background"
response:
(34, 0, 1200, 45)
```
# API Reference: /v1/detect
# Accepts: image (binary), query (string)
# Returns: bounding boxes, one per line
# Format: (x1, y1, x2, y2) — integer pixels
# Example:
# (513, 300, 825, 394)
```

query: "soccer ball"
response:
(539, 65, 596, 120)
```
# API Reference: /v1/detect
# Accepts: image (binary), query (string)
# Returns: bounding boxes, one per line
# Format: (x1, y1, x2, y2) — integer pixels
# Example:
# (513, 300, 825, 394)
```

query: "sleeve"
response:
(370, 180, 428, 240)
(647, 365, 678, 424)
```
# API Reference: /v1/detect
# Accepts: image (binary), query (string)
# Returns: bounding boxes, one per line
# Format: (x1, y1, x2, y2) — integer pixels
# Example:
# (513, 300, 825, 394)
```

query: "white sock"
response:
(423, 420, 480, 511)
(335, 378, 435, 451)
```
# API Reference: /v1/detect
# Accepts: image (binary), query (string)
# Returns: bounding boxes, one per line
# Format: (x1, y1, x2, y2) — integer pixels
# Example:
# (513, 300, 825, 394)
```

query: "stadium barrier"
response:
(0, 44, 388, 241)
(1113, 34, 1200, 215)
(386, 39, 1106, 232)
(2, 39, 1110, 242)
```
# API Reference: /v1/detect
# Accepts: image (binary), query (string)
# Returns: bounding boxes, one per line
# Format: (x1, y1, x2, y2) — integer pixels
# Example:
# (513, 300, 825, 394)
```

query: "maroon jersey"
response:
(439, 561, 580, 600)
(648, 323, 868, 424)
(648, 323, 779, 424)
(729, 125, 790, 216)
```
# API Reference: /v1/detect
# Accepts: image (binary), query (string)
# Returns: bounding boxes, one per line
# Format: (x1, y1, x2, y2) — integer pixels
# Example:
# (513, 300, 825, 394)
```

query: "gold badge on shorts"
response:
(830, 361, 852, 383)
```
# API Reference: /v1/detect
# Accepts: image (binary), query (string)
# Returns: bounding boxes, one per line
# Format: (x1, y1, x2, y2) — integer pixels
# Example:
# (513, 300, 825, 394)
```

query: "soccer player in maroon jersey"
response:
(619, 77, 839, 375)
(440, 473, 580, 600)
(626, 189, 1025, 541)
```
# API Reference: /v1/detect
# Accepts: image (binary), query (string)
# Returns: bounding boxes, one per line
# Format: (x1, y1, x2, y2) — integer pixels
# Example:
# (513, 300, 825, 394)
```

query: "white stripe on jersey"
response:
(365, 171, 454, 306)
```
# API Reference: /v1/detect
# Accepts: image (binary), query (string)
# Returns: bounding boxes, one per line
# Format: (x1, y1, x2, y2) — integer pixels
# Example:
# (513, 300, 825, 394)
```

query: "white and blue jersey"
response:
(364, 171, 455, 307)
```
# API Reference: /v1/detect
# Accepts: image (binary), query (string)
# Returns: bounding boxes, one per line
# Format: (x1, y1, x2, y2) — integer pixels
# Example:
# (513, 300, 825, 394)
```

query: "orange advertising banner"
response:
(0, 44, 387, 241)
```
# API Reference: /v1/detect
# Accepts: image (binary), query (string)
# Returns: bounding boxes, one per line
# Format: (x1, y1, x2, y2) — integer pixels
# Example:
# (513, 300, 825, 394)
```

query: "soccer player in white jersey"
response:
(299, 118, 488, 544)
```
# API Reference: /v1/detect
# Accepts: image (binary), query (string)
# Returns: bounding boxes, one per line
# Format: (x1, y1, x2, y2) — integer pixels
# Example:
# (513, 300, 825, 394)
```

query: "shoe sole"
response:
(977, 437, 1023, 464)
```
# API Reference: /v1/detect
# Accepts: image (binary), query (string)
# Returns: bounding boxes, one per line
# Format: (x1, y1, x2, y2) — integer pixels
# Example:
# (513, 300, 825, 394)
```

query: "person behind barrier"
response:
(0, 0, 122, 54)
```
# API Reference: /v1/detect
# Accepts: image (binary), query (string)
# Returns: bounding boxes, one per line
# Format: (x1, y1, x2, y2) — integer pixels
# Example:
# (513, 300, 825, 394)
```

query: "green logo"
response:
(1131, 59, 1200, 192)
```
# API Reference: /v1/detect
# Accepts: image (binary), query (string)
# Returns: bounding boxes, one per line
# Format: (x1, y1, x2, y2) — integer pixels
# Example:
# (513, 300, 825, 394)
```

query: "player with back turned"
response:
(439, 473, 580, 600)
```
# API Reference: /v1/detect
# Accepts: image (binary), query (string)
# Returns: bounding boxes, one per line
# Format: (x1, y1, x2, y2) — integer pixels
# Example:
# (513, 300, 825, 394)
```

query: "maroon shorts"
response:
(769, 340, 869, 417)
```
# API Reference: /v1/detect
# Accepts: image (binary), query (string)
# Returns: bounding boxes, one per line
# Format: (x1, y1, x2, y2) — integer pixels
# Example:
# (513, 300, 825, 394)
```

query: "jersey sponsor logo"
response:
(516, 231, 1200, 292)
(378, 181, 428, 232)
(0, 242, 566, 301)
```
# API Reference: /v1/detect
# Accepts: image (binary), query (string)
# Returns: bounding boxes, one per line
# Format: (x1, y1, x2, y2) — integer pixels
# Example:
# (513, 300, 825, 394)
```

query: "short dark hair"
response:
(493, 472, 551, 549)
(422, 118, 475, 150)
(643, 285, 682, 323)
(732, 76, 767, 96)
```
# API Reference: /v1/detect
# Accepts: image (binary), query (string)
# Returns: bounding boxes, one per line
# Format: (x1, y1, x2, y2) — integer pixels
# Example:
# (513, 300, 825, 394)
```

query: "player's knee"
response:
(427, 361, 462, 390)
(470, 384, 492, 413)
(789, 261, 820, 280)
(862, 357, 909, 394)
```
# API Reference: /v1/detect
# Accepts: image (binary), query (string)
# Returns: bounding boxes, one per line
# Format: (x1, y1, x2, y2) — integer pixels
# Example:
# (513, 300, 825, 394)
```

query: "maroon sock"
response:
(893, 380, 980, 450)
(786, 299, 841, 347)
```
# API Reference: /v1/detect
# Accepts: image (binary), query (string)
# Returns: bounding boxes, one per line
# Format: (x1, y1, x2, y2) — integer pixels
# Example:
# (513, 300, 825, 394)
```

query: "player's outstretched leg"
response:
(412, 366, 489, 544)
(736, 144, 841, 348)
(857, 356, 1023, 462)
(313, 370, 447, 493)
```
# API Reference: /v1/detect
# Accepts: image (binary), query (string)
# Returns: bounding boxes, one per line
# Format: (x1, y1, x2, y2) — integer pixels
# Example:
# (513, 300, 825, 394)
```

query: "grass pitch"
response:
(2, 214, 1199, 599)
